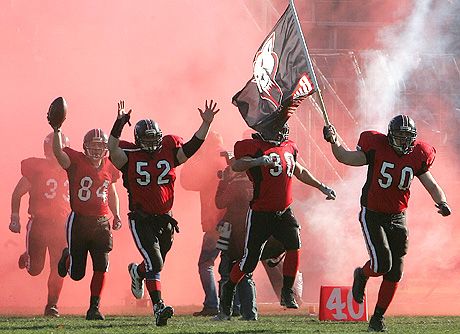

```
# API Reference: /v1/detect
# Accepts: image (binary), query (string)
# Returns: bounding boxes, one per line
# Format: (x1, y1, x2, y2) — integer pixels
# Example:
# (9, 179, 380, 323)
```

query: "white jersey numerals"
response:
(77, 176, 110, 202)
(378, 161, 414, 190)
(268, 152, 295, 177)
(136, 160, 171, 186)
(44, 178, 70, 202)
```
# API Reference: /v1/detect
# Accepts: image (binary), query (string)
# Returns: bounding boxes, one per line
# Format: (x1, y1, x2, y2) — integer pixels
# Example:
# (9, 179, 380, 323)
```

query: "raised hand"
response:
(198, 99, 220, 124)
(117, 100, 132, 126)
(323, 124, 338, 144)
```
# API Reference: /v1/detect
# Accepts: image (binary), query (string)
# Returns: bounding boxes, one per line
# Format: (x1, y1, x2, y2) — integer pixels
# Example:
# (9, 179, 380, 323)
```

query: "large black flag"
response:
(232, 0, 320, 135)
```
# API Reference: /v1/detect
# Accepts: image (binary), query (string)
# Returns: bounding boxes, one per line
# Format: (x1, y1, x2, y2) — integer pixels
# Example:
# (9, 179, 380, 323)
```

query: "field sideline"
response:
(1, 314, 460, 334)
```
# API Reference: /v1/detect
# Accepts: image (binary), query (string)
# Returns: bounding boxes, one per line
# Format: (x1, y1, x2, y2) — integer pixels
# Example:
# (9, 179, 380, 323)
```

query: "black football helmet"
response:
(44, 132, 69, 159)
(134, 119, 163, 152)
(258, 123, 289, 145)
(387, 115, 417, 155)
(83, 128, 108, 160)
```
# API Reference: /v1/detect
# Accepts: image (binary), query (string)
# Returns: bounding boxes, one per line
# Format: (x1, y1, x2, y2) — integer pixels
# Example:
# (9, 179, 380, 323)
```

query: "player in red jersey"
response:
(9, 133, 70, 317)
(216, 123, 336, 320)
(323, 115, 451, 332)
(51, 126, 121, 321)
(107, 100, 219, 326)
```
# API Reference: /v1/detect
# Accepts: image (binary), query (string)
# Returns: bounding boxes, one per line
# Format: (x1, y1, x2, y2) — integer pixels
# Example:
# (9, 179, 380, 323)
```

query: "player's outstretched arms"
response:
(108, 100, 130, 169)
(176, 99, 220, 165)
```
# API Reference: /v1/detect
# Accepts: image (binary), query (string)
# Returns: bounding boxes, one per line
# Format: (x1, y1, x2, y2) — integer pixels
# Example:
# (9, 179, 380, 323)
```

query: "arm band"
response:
(110, 115, 130, 138)
(182, 135, 205, 158)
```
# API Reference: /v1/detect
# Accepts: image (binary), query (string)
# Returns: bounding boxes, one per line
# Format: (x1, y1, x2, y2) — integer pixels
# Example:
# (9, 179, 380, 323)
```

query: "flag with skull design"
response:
(232, 0, 319, 136)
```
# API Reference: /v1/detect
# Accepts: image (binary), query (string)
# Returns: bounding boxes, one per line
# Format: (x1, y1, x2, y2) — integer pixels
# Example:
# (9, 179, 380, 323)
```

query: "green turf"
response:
(1, 315, 460, 334)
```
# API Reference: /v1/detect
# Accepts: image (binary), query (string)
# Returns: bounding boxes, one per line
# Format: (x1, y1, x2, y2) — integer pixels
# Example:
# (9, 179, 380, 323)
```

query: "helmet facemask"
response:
(388, 115, 417, 155)
(84, 141, 108, 160)
(135, 120, 163, 153)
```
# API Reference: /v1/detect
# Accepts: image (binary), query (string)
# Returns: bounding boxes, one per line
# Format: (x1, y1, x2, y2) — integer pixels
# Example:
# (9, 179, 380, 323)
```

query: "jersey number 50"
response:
(378, 161, 414, 191)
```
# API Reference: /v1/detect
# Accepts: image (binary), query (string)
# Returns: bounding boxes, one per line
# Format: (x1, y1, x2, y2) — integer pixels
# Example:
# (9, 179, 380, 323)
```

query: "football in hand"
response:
(47, 97, 67, 129)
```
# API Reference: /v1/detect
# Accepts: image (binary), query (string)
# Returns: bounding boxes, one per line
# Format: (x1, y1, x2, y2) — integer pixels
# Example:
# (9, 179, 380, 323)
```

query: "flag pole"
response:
(290, 0, 330, 125)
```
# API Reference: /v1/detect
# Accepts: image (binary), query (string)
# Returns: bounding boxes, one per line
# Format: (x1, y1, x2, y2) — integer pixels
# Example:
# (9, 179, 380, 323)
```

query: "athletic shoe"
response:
(352, 267, 368, 304)
(57, 248, 69, 278)
(280, 287, 299, 309)
(128, 263, 144, 299)
(192, 307, 218, 316)
(44, 304, 59, 317)
(368, 315, 387, 332)
(86, 306, 105, 320)
(18, 252, 29, 270)
(154, 300, 174, 326)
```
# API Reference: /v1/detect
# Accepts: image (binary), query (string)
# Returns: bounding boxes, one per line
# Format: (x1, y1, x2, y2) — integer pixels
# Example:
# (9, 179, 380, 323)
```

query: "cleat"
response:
(154, 300, 174, 326)
(280, 287, 299, 309)
(128, 263, 144, 299)
(193, 307, 218, 316)
(44, 305, 60, 317)
(368, 315, 387, 332)
(18, 252, 29, 270)
(86, 306, 105, 320)
(58, 248, 69, 278)
(352, 267, 368, 304)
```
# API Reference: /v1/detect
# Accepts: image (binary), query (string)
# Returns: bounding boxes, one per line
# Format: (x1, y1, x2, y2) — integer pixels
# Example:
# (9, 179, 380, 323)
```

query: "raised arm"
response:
(53, 129, 71, 169)
(9, 176, 31, 233)
(294, 162, 336, 200)
(323, 125, 367, 166)
(176, 99, 219, 165)
(108, 100, 130, 169)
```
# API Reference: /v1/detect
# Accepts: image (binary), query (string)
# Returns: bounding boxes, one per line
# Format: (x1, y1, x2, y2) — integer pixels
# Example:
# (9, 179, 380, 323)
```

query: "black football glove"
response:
(323, 124, 338, 144)
(435, 202, 451, 217)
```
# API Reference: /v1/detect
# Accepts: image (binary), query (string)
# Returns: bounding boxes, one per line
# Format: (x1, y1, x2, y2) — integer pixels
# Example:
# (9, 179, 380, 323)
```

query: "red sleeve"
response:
(234, 139, 255, 159)
(356, 131, 378, 153)
(416, 141, 436, 176)
(165, 134, 184, 148)
(20, 158, 37, 180)
(63, 147, 79, 164)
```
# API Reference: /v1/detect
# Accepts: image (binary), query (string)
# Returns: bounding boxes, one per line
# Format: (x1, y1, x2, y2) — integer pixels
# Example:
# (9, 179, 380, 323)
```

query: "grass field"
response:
(1, 314, 460, 334)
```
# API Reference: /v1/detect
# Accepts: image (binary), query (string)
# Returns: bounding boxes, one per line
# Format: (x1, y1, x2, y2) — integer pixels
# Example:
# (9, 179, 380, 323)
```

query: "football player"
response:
(9, 133, 70, 317)
(107, 99, 219, 326)
(217, 123, 336, 320)
(51, 126, 122, 321)
(323, 115, 451, 332)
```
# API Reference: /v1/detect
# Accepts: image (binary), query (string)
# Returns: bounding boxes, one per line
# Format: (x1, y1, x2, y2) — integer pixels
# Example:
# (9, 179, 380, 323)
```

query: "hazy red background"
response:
(1, 0, 458, 316)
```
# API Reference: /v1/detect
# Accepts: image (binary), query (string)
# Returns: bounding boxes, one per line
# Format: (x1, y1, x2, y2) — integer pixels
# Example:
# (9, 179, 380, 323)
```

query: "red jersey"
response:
(63, 147, 120, 216)
(119, 135, 183, 215)
(234, 138, 298, 212)
(21, 157, 70, 218)
(357, 131, 435, 214)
